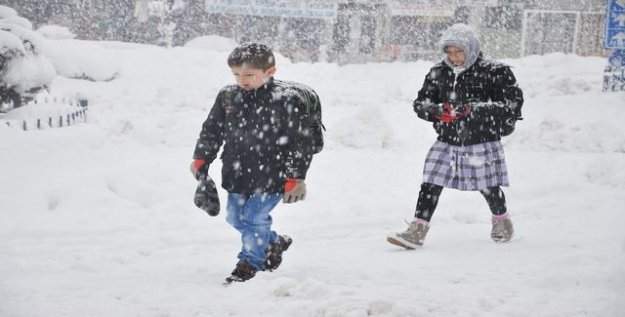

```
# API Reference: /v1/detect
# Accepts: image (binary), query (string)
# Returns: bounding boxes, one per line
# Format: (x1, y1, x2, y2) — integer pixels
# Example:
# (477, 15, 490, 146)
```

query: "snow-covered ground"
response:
(1, 38, 624, 317)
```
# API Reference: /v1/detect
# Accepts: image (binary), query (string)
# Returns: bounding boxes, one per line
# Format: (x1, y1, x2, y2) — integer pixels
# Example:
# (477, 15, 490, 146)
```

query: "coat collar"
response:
(240, 77, 275, 96)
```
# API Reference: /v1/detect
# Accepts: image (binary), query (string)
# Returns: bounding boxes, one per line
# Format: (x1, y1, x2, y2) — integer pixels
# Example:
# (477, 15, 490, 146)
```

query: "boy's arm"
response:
(192, 91, 226, 164)
(283, 96, 314, 180)
(413, 70, 442, 122)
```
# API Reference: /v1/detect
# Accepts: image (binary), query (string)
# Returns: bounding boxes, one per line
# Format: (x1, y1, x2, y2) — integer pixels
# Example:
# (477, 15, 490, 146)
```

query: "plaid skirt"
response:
(422, 141, 509, 191)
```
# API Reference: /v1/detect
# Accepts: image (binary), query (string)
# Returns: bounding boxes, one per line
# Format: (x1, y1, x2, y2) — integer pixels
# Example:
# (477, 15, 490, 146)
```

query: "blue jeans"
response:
(226, 192, 282, 270)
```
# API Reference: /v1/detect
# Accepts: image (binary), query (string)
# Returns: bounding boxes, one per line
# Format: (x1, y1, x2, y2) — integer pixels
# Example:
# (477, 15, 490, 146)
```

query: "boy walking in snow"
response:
(191, 43, 322, 283)
(387, 24, 523, 248)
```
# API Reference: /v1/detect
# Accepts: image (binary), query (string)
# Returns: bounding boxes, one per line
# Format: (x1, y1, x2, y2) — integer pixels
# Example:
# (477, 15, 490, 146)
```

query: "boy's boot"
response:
(387, 219, 430, 249)
(225, 260, 257, 284)
(491, 213, 514, 243)
(265, 234, 293, 271)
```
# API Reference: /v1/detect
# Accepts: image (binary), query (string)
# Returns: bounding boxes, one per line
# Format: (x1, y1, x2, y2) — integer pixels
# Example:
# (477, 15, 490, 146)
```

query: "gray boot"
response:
(387, 220, 430, 249)
(491, 214, 514, 243)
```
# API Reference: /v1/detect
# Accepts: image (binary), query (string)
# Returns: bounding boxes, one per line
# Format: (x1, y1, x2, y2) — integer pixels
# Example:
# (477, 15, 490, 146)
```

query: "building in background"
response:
(0, 0, 609, 63)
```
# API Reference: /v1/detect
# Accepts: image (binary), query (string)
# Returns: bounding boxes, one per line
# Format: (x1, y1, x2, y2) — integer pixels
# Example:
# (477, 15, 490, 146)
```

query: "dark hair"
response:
(227, 43, 275, 70)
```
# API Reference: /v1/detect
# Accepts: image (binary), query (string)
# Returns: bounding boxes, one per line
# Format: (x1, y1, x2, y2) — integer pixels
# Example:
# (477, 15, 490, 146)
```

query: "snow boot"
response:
(224, 260, 257, 284)
(387, 219, 429, 249)
(265, 235, 292, 271)
(491, 213, 514, 243)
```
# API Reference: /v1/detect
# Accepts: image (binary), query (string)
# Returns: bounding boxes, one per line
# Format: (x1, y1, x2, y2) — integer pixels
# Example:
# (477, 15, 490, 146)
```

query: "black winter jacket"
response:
(413, 54, 524, 146)
(193, 78, 315, 194)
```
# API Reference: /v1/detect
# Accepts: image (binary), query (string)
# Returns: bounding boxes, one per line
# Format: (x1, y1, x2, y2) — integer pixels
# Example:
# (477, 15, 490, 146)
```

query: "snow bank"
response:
(37, 25, 76, 40)
(184, 35, 292, 65)
(40, 39, 121, 82)
(184, 35, 237, 53)
(0, 15, 33, 30)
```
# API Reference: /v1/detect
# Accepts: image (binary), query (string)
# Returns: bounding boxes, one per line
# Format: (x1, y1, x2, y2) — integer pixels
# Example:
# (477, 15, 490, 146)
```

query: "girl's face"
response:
(230, 65, 276, 91)
(446, 46, 466, 67)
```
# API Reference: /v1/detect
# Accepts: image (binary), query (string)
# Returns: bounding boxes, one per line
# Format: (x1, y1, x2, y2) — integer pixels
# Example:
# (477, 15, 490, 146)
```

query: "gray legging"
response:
(414, 182, 507, 222)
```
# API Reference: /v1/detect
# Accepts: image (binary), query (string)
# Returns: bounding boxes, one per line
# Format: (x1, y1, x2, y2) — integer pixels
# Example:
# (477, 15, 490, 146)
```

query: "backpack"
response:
(278, 80, 325, 154)
(500, 102, 523, 137)
(500, 117, 519, 136)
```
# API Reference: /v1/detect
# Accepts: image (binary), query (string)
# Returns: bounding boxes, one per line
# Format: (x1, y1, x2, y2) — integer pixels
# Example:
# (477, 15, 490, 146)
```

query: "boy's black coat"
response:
(193, 78, 315, 194)
(413, 55, 524, 146)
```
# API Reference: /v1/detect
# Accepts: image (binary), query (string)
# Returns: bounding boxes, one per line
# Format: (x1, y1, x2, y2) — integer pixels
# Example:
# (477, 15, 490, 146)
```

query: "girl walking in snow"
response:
(387, 24, 524, 248)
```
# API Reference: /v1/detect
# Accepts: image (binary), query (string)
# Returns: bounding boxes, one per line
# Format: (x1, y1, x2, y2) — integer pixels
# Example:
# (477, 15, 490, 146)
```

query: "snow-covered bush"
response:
(0, 29, 24, 57)
(40, 39, 121, 83)
(0, 6, 56, 109)
(0, 24, 55, 90)
(0, 21, 46, 55)
(0, 5, 17, 19)
(0, 15, 33, 30)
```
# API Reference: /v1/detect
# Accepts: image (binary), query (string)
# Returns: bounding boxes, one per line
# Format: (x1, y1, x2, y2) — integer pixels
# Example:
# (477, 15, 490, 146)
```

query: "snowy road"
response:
(1, 40, 624, 316)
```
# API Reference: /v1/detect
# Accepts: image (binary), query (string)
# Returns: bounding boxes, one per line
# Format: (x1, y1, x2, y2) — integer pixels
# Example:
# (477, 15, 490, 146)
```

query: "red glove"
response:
(438, 102, 457, 123)
(283, 178, 306, 203)
(190, 159, 207, 179)
(284, 178, 298, 192)
(437, 103, 471, 123)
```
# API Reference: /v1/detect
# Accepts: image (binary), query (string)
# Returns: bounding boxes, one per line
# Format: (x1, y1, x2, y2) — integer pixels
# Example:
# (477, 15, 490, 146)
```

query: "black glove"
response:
(194, 173, 220, 216)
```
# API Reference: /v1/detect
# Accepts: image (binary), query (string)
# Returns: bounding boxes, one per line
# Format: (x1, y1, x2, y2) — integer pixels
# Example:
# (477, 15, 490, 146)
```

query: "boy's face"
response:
(230, 65, 276, 91)
(445, 46, 465, 66)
